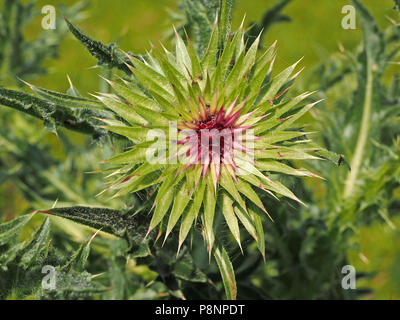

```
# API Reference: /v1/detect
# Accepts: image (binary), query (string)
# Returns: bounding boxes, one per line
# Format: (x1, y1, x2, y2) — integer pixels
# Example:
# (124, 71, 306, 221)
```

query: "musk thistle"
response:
(95, 20, 322, 256)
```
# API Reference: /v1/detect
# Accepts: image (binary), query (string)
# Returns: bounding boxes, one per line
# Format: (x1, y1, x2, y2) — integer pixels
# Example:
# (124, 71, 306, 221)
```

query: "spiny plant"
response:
(259, 0, 400, 299)
(93, 18, 327, 262)
(0, 0, 356, 300)
(305, 0, 400, 223)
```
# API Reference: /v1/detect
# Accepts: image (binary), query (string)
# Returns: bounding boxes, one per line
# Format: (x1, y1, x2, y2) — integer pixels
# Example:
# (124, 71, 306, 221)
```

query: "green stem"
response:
(343, 65, 373, 198)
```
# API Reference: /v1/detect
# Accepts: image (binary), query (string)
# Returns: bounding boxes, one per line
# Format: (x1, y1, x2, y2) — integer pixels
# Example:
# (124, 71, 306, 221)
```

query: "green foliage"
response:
(0, 86, 108, 136)
(213, 243, 236, 300)
(46, 206, 150, 255)
(0, 0, 88, 85)
(178, 0, 222, 55)
(0, 214, 32, 247)
(64, 18, 133, 75)
(265, 0, 400, 298)
(304, 0, 400, 225)
(0, 0, 398, 301)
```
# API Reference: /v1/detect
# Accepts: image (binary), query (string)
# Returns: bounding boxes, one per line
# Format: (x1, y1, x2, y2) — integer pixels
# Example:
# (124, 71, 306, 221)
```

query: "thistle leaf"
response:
(213, 243, 237, 300)
(45, 207, 150, 256)
(247, 203, 266, 258)
(149, 173, 182, 233)
(106, 147, 148, 165)
(258, 130, 309, 145)
(104, 125, 150, 143)
(178, 179, 206, 248)
(25, 82, 104, 110)
(165, 180, 193, 240)
(219, 165, 247, 211)
(0, 87, 106, 136)
(107, 79, 162, 112)
(19, 218, 50, 269)
(233, 205, 257, 241)
(65, 18, 132, 74)
(97, 95, 148, 126)
(175, 29, 192, 76)
(46, 207, 128, 237)
(219, 192, 241, 250)
(277, 99, 321, 130)
(218, 0, 234, 47)
(257, 160, 320, 178)
(260, 58, 302, 103)
(235, 178, 265, 211)
(201, 24, 219, 75)
(203, 176, 216, 254)
(0, 214, 32, 246)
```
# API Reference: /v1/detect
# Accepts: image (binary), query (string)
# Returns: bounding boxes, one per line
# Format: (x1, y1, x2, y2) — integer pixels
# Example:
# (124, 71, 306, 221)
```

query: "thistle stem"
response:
(343, 64, 373, 198)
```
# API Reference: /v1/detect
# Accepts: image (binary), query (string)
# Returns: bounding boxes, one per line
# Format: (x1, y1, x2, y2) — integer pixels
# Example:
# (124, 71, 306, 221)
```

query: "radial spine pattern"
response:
(96, 20, 322, 255)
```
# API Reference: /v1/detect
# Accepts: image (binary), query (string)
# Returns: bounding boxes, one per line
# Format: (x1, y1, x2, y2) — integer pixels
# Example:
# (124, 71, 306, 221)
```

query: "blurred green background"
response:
(26, 0, 395, 94)
(1, 0, 399, 299)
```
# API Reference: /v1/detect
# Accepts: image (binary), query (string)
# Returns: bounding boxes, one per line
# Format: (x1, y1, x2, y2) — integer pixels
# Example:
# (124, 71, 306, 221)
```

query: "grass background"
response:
(1, 0, 399, 299)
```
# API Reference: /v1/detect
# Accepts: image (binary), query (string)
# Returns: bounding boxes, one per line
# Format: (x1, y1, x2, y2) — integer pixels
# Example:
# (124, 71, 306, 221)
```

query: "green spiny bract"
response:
(96, 20, 323, 256)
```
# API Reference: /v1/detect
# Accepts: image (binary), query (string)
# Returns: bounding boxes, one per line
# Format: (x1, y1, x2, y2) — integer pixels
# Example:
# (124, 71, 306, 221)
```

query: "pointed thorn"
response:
(51, 198, 58, 209)
(162, 233, 169, 247)
(177, 242, 183, 258)
(172, 24, 178, 37)
(66, 74, 73, 87)
(159, 41, 170, 54)
(214, 14, 218, 26)
(89, 228, 103, 243)
(154, 230, 162, 244)
(183, 28, 190, 41)
(261, 251, 266, 262)
(18, 77, 34, 88)
(145, 226, 153, 239)
(291, 67, 305, 80)
(240, 14, 246, 29)
(99, 75, 113, 86)
(261, 205, 274, 222)
(88, 93, 103, 101)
